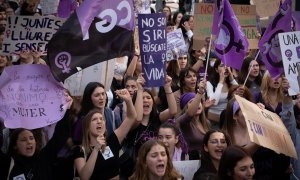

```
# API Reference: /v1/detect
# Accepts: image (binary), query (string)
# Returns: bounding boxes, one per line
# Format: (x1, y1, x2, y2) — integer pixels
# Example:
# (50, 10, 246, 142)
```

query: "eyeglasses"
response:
(208, 139, 227, 145)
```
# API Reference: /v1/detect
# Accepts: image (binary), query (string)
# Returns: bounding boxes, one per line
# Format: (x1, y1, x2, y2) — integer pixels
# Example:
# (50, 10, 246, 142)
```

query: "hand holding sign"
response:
(198, 78, 207, 89)
(19, 49, 31, 60)
(64, 92, 73, 110)
(31, 47, 42, 63)
(234, 86, 245, 97)
(281, 76, 290, 92)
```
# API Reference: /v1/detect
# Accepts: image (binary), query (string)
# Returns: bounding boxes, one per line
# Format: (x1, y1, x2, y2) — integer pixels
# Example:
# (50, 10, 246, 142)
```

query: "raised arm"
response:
(125, 55, 139, 77)
(159, 75, 177, 121)
(187, 80, 206, 117)
(134, 74, 145, 123)
(115, 89, 137, 143)
(206, 69, 225, 103)
(192, 47, 206, 72)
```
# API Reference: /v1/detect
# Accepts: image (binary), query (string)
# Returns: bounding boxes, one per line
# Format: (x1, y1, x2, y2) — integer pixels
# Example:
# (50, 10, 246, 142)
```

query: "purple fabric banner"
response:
(76, 0, 135, 40)
(292, 12, 300, 31)
(57, 0, 77, 19)
(0, 65, 67, 129)
(212, 0, 223, 36)
(258, 0, 292, 78)
(48, 0, 134, 82)
(213, 0, 248, 70)
(138, 13, 167, 87)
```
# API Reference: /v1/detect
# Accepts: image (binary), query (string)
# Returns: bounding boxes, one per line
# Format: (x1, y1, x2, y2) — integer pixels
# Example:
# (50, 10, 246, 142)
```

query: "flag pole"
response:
(243, 50, 260, 87)
(204, 34, 213, 80)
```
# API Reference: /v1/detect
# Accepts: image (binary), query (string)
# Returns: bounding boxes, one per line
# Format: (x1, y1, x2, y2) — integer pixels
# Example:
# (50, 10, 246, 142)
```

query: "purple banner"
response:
(138, 13, 167, 87)
(258, 0, 292, 78)
(57, 0, 77, 19)
(0, 65, 68, 129)
(292, 12, 300, 31)
(213, 0, 248, 70)
(212, 0, 223, 36)
(48, 0, 134, 82)
(76, 0, 135, 40)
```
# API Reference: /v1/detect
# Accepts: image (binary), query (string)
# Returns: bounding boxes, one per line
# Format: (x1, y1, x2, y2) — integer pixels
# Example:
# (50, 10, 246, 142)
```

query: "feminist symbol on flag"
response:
(215, 20, 245, 55)
(54, 52, 71, 73)
(261, 2, 291, 68)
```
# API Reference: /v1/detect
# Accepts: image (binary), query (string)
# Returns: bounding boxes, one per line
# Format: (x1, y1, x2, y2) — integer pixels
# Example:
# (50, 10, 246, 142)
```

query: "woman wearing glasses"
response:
(193, 130, 231, 179)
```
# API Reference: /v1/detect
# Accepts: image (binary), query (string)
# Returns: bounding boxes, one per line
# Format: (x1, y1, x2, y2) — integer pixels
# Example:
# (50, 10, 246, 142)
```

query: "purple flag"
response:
(76, 0, 134, 40)
(213, 0, 248, 70)
(48, 0, 134, 82)
(138, 13, 167, 87)
(212, 0, 223, 36)
(57, 0, 77, 19)
(258, 0, 292, 78)
(292, 12, 300, 31)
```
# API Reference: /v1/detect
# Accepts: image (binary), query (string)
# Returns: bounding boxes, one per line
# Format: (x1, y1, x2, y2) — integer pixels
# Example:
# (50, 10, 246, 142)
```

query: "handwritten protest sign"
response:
(64, 59, 115, 96)
(173, 160, 200, 180)
(193, 3, 258, 50)
(278, 31, 300, 96)
(40, 0, 60, 15)
(0, 64, 67, 129)
(138, 13, 166, 87)
(235, 95, 297, 159)
(2, 16, 64, 55)
(252, 0, 281, 17)
(167, 28, 187, 61)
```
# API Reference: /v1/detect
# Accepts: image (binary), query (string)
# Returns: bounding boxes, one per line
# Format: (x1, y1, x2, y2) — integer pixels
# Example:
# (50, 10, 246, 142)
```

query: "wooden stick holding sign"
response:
(204, 34, 213, 80)
(243, 50, 260, 87)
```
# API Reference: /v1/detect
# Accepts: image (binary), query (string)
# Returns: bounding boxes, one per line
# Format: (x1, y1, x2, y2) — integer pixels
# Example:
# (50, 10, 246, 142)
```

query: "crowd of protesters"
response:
(0, 0, 299, 180)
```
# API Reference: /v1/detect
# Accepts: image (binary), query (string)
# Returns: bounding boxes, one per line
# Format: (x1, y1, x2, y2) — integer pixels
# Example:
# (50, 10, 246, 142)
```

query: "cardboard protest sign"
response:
(278, 31, 300, 96)
(173, 160, 200, 180)
(167, 28, 187, 61)
(193, 3, 258, 50)
(193, 3, 214, 50)
(252, 0, 281, 17)
(40, 0, 60, 15)
(2, 15, 64, 55)
(138, 13, 166, 87)
(64, 59, 115, 96)
(235, 95, 297, 159)
(0, 64, 67, 129)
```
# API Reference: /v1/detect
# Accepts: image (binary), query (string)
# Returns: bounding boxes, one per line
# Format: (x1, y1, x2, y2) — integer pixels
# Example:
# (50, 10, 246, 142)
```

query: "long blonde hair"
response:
(260, 71, 283, 105)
